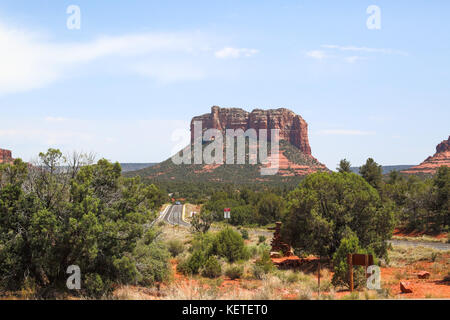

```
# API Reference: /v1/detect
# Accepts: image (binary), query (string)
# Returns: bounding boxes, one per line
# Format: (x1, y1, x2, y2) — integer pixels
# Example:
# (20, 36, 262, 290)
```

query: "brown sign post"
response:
(347, 253, 374, 292)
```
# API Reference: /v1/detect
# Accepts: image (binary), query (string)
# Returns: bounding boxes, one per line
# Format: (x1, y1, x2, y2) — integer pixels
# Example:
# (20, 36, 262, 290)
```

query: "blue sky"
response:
(0, 1, 449, 169)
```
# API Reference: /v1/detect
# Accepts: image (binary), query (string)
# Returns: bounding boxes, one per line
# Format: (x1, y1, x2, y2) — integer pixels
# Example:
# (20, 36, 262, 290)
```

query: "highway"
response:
(161, 204, 191, 227)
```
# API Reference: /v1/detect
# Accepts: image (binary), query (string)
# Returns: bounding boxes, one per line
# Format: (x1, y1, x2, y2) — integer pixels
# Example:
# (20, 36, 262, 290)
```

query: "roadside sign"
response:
(224, 208, 231, 219)
(347, 253, 374, 292)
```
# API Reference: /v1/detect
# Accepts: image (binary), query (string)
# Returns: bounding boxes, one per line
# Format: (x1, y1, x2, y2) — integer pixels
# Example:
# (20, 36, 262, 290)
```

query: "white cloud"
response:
(322, 45, 408, 56)
(345, 56, 368, 63)
(214, 47, 259, 59)
(305, 50, 328, 60)
(0, 22, 214, 95)
(317, 129, 375, 136)
(305, 45, 407, 64)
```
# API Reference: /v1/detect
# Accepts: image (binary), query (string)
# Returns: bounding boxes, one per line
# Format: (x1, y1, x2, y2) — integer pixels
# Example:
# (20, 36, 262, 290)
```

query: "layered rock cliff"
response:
(191, 106, 312, 155)
(0, 148, 14, 164)
(402, 136, 450, 174)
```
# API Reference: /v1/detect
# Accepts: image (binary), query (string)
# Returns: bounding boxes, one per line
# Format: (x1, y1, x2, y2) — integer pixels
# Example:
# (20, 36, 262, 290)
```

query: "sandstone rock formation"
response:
(0, 148, 13, 164)
(402, 136, 450, 174)
(132, 106, 328, 182)
(191, 106, 312, 155)
(270, 222, 294, 257)
(188, 106, 328, 177)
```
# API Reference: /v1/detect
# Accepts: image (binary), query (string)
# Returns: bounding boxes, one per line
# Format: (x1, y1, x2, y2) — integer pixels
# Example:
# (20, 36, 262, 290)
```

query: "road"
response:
(388, 239, 450, 251)
(161, 204, 191, 227)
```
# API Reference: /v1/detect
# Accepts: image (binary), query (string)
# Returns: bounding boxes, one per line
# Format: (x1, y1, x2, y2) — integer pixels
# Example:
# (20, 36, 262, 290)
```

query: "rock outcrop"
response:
(191, 106, 312, 155)
(402, 136, 450, 174)
(131, 106, 328, 182)
(400, 281, 413, 294)
(0, 148, 13, 164)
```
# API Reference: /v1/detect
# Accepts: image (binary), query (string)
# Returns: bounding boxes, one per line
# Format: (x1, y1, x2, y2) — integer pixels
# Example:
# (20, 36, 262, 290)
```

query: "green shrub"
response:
(157, 220, 166, 227)
(225, 265, 244, 280)
(113, 256, 138, 284)
(167, 239, 184, 257)
(212, 227, 248, 262)
(133, 242, 171, 286)
(253, 250, 274, 279)
(331, 235, 376, 289)
(84, 273, 109, 297)
(0, 151, 168, 298)
(177, 250, 206, 275)
(283, 271, 299, 284)
(191, 232, 216, 255)
(240, 229, 249, 240)
(258, 235, 266, 244)
(431, 252, 439, 262)
(247, 245, 259, 258)
(202, 256, 222, 278)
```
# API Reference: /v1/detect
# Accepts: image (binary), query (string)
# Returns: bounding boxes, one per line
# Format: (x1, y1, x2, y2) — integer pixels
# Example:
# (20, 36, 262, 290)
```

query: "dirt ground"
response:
(110, 222, 450, 300)
(112, 248, 450, 300)
(393, 228, 449, 241)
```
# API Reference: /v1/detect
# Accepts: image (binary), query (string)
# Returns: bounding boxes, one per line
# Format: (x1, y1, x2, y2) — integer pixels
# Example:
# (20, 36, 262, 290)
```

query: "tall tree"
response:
(359, 158, 383, 191)
(282, 172, 395, 259)
(337, 159, 352, 173)
(0, 149, 169, 297)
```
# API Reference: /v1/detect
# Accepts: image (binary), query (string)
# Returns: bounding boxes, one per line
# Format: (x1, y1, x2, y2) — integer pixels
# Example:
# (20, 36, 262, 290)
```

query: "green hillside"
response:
(125, 139, 327, 183)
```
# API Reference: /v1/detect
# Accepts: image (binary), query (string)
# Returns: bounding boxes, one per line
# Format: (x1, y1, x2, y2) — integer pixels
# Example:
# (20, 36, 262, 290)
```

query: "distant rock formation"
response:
(129, 106, 328, 182)
(402, 136, 450, 174)
(191, 106, 312, 155)
(0, 148, 14, 164)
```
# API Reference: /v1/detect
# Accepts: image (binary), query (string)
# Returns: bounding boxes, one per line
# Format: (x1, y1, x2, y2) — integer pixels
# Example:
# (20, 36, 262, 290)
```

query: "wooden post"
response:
(347, 253, 353, 292)
(318, 259, 321, 297)
(364, 254, 369, 280)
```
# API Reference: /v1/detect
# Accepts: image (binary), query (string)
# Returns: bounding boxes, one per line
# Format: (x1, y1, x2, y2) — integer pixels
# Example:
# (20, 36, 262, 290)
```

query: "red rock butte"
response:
(0, 148, 14, 164)
(402, 136, 450, 174)
(190, 106, 312, 155)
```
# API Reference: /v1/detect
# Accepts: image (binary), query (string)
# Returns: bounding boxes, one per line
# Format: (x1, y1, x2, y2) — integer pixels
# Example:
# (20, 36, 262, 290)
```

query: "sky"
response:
(0, 0, 449, 169)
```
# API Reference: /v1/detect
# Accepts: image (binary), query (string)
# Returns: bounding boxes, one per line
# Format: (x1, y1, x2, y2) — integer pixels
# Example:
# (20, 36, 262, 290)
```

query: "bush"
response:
(132, 242, 171, 286)
(247, 245, 259, 258)
(258, 235, 266, 244)
(212, 227, 248, 262)
(84, 273, 109, 297)
(0, 150, 167, 297)
(229, 205, 256, 226)
(253, 250, 274, 279)
(331, 235, 376, 289)
(240, 229, 249, 240)
(202, 256, 222, 278)
(177, 250, 206, 275)
(225, 265, 244, 280)
(167, 239, 184, 257)
(256, 193, 284, 225)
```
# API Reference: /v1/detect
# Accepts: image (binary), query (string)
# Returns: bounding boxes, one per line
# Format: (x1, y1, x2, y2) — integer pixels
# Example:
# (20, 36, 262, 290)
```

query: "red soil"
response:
(114, 256, 450, 300)
(381, 265, 450, 299)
